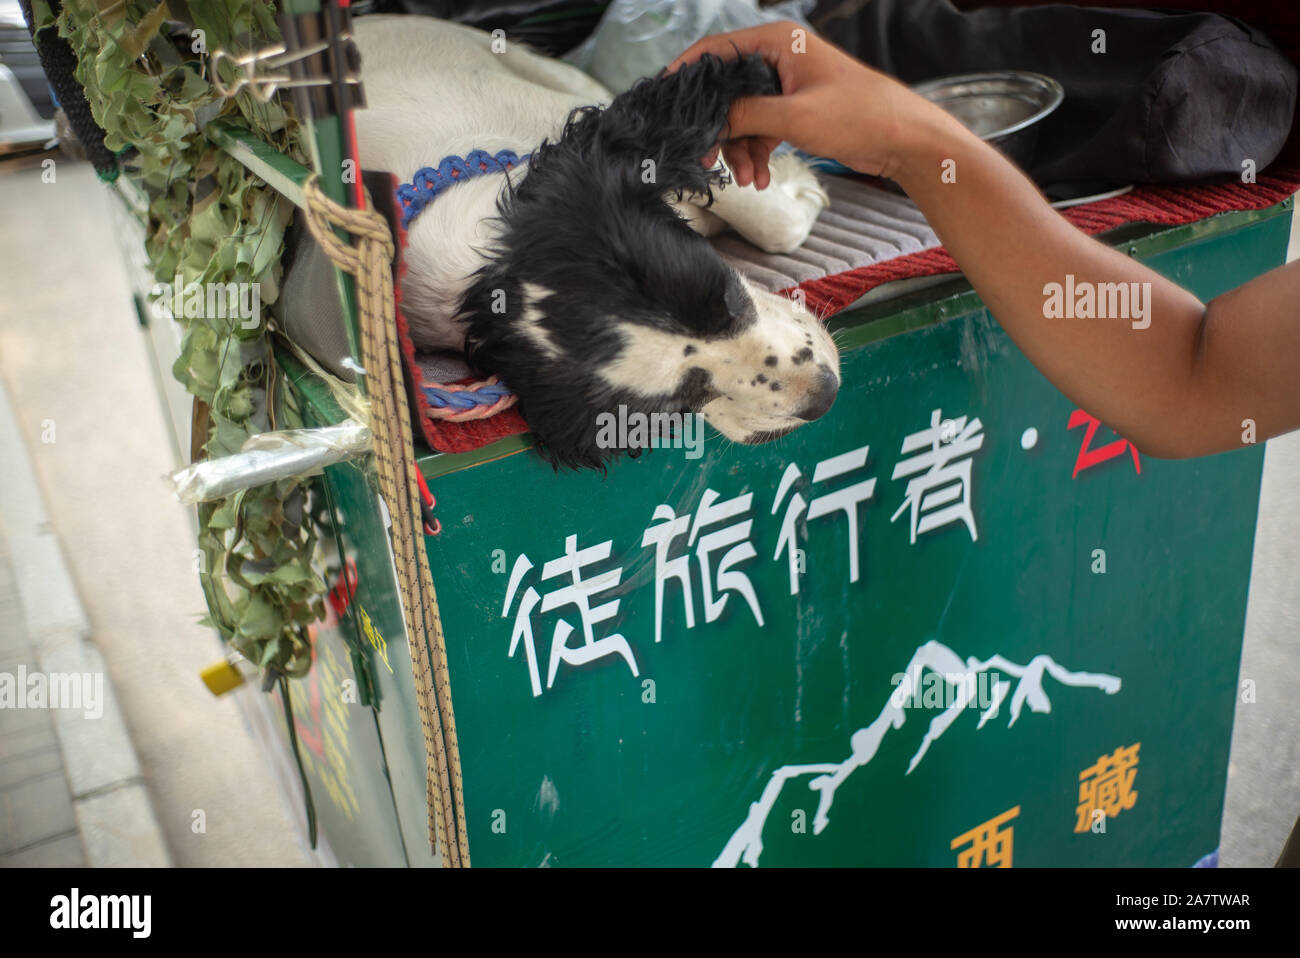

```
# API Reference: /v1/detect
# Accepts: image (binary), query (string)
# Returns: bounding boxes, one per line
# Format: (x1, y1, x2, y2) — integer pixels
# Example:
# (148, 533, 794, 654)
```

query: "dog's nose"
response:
(795, 365, 839, 422)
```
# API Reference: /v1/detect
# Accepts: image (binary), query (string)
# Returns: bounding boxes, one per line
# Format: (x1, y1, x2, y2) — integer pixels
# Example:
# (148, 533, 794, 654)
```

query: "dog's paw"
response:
(690, 150, 829, 254)
(771, 151, 830, 215)
(746, 152, 828, 254)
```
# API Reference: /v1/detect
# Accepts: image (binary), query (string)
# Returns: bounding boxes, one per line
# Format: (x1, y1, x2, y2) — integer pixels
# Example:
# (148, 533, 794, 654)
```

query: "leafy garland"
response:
(38, 0, 326, 677)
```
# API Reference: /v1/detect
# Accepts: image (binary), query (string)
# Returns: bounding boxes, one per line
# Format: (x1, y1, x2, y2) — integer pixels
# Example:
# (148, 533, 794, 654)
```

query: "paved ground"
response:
(0, 155, 1295, 867)
(0, 421, 169, 867)
(0, 159, 312, 867)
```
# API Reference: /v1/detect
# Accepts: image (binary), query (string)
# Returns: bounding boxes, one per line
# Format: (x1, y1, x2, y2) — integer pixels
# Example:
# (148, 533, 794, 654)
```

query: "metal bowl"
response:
(912, 71, 1064, 169)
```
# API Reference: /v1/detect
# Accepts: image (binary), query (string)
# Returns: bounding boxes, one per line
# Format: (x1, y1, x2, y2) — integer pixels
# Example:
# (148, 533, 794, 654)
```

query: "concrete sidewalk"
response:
(1216, 217, 1300, 867)
(0, 379, 170, 867)
(0, 159, 313, 868)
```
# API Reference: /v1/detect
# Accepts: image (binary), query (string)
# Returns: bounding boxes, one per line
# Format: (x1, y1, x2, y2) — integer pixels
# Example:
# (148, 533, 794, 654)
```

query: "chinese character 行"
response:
(772, 446, 877, 594)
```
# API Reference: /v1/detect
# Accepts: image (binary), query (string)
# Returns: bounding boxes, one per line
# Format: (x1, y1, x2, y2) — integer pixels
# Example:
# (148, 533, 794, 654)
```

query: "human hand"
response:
(667, 21, 960, 188)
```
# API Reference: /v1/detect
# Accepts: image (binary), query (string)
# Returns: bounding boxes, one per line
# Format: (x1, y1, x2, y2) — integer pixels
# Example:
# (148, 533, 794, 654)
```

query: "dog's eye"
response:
(693, 286, 732, 335)
(695, 276, 747, 336)
(723, 280, 747, 316)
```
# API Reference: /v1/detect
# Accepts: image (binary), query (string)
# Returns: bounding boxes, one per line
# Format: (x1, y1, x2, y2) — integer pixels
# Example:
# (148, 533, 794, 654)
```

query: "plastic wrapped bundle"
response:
(167, 421, 371, 504)
(564, 0, 814, 95)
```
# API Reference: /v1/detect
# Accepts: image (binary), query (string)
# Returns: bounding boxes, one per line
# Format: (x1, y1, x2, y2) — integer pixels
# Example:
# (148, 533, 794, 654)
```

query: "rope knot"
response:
(302, 176, 395, 268)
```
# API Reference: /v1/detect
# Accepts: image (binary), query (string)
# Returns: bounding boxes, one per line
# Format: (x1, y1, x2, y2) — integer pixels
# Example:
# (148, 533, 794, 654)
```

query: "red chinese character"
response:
(1068, 409, 1140, 479)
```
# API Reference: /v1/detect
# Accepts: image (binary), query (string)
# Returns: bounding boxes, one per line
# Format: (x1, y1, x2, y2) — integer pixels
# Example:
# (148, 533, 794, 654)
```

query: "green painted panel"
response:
(315, 459, 442, 867)
(283, 357, 437, 865)
(416, 210, 1284, 867)
(272, 609, 409, 868)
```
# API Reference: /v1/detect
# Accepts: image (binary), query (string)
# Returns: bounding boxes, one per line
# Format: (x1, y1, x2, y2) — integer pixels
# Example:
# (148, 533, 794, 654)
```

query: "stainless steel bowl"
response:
(912, 71, 1065, 169)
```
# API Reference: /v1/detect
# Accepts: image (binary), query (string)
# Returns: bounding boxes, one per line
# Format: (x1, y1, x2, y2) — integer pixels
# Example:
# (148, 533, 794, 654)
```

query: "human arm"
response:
(669, 23, 1300, 457)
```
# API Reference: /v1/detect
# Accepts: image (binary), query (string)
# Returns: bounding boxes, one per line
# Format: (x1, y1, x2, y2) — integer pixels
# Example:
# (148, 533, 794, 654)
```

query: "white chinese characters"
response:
(890, 409, 985, 543)
(501, 407, 987, 697)
(502, 536, 638, 698)
(641, 489, 764, 647)
(772, 445, 877, 595)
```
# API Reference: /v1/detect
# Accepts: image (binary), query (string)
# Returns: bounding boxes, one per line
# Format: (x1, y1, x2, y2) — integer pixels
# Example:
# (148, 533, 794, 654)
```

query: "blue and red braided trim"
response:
(395, 149, 530, 229)
(419, 377, 517, 422)
(397, 150, 528, 424)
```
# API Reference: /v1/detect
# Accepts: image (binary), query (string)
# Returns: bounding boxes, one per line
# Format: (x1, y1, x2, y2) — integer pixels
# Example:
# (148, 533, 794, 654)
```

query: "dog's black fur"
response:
(458, 54, 782, 470)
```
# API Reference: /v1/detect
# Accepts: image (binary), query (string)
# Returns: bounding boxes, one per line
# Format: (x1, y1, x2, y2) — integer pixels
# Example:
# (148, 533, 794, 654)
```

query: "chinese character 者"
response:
(891, 408, 985, 543)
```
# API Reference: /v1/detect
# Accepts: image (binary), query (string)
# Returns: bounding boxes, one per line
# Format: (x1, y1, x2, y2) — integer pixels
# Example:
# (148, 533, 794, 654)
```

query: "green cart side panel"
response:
(313, 458, 443, 867)
(279, 357, 438, 865)
(412, 207, 1285, 867)
(273, 608, 409, 867)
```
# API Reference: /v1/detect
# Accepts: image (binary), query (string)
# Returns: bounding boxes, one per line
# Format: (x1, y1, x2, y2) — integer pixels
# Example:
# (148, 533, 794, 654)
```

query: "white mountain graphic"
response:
(713, 639, 1122, 868)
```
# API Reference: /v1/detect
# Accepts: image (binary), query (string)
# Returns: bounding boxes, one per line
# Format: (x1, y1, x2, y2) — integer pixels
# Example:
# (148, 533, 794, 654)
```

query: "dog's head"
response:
(460, 54, 840, 469)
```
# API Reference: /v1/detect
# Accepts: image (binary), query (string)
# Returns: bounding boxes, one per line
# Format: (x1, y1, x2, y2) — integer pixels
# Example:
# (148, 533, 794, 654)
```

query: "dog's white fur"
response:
(352, 15, 838, 444)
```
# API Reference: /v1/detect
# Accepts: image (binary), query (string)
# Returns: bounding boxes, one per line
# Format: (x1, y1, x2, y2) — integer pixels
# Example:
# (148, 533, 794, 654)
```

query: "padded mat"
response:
(714, 175, 939, 292)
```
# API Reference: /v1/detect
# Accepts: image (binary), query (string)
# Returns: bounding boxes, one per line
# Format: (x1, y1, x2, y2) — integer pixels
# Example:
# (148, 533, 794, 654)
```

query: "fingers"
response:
(726, 93, 788, 145)
(670, 25, 803, 185)
(723, 140, 754, 187)
(719, 138, 777, 190)
(749, 138, 774, 191)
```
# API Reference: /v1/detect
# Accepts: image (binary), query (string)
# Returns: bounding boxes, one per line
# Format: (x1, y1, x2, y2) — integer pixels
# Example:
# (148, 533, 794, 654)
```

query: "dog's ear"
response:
(513, 386, 620, 473)
(579, 53, 781, 199)
(459, 274, 623, 472)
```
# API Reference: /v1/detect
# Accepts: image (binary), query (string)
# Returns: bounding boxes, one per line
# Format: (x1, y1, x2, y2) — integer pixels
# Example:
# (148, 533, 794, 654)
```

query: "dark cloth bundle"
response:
(811, 0, 1298, 186)
(376, 0, 610, 56)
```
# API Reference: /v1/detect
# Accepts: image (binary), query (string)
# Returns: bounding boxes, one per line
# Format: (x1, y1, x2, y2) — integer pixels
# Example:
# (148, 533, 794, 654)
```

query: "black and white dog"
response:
(353, 16, 838, 468)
